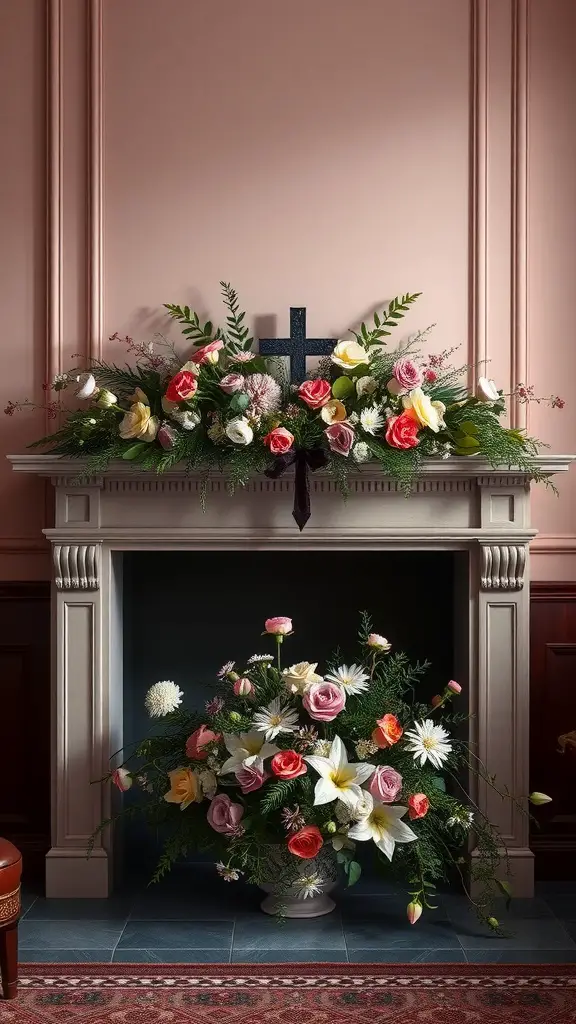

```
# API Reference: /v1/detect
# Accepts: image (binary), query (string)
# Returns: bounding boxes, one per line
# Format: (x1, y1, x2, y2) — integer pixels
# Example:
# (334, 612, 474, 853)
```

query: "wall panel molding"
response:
(88, 0, 103, 361)
(470, 0, 488, 382)
(47, 0, 63, 395)
(511, 0, 529, 430)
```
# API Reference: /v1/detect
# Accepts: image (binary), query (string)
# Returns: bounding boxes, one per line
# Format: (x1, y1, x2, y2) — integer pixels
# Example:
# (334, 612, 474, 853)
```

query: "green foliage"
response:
(220, 281, 254, 352)
(351, 293, 422, 346)
(164, 303, 221, 346)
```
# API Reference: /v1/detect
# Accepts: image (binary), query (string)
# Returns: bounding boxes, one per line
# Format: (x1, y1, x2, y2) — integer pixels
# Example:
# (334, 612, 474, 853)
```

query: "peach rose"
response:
(164, 767, 202, 810)
(287, 825, 323, 859)
(186, 725, 220, 761)
(263, 426, 294, 455)
(385, 412, 420, 450)
(298, 379, 331, 409)
(372, 713, 403, 749)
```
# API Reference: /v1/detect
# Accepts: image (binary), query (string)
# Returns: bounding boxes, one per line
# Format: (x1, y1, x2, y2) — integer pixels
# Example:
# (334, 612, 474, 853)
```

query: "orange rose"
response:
(372, 713, 403, 749)
(408, 793, 430, 820)
(287, 825, 323, 859)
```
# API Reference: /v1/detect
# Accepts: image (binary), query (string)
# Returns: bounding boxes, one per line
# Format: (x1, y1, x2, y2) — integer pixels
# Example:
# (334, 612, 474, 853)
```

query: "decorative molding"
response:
(47, 0, 63, 403)
(511, 0, 529, 430)
(102, 476, 474, 497)
(481, 543, 526, 589)
(89, 0, 103, 361)
(53, 544, 99, 590)
(470, 0, 488, 385)
(530, 581, 576, 600)
(530, 535, 576, 555)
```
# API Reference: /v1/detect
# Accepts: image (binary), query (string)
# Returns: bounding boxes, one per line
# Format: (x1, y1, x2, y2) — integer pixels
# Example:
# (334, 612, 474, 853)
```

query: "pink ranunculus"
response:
(368, 765, 403, 804)
(235, 756, 267, 794)
(190, 339, 224, 365)
(186, 725, 221, 761)
(112, 767, 132, 792)
(265, 616, 293, 635)
(298, 379, 332, 409)
(391, 358, 424, 393)
(447, 680, 462, 694)
(324, 421, 354, 457)
(219, 373, 245, 395)
(263, 426, 294, 455)
(303, 681, 346, 722)
(207, 793, 245, 834)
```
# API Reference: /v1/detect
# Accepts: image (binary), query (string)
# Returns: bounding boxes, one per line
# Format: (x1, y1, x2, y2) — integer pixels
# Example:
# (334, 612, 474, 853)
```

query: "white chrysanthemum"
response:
(353, 441, 371, 463)
(360, 405, 385, 436)
(144, 680, 183, 718)
(247, 654, 274, 664)
(244, 373, 281, 415)
(253, 696, 299, 741)
(404, 719, 452, 769)
(325, 664, 370, 696)
(294, 872, 324, 899)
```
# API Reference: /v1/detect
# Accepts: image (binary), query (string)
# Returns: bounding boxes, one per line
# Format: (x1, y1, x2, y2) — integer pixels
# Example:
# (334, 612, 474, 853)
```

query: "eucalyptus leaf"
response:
(431, 776, 446, 791)
(121, 443, 147, 461)
(347, 860, 362, 887)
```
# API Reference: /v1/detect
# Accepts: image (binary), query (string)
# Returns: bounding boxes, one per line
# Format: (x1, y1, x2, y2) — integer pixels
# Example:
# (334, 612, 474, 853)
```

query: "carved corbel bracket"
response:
(480, 543, 526, 590)
(53, 543, 100, 590)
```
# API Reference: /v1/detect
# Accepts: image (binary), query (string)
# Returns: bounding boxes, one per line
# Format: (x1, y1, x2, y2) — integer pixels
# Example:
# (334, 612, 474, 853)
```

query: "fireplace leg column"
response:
(46, 543, 112, 898)
(474, 542, 533, 897)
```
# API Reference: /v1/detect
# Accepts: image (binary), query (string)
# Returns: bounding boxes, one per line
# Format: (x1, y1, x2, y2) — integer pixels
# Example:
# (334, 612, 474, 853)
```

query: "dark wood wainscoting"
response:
(0, 582, 51, 883)
(530, 582, 576, 878)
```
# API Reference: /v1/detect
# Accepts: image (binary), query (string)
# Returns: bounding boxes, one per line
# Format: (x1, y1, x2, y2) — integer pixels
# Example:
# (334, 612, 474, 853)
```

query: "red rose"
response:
(287, 825, 323, 859)
(408, 793, 430, 820)
(385, 411, 420, 450)
(271, 750, 307, 780)
(298, 379, 331, 409)
(263, 426, 294, 455)
(165, 370, 198, 403)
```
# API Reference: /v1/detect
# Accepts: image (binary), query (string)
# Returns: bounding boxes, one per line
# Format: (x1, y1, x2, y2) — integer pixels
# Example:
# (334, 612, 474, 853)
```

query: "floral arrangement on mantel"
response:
(5, 284, 563, 528)
(93, 615, 551, 925)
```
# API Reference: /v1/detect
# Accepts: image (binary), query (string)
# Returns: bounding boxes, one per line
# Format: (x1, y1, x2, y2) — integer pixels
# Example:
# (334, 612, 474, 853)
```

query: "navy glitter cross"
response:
(258, 307, 337, 384)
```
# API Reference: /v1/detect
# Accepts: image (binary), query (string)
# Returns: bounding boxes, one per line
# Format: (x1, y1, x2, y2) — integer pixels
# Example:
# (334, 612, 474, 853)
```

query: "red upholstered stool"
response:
(0, 840, 22, 1000)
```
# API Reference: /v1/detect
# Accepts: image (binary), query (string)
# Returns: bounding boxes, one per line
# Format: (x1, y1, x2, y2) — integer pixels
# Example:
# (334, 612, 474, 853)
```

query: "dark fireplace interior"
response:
(119, 549, 467, 879)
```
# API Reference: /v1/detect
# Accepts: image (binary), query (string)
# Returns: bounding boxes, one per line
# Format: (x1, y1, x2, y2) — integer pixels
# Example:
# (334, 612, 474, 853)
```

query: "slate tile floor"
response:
(17, 868, 576, 965)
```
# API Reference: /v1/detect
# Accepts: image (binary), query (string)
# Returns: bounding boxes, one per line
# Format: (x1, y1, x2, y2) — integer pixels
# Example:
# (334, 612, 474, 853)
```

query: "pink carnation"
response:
(207, 793, 244, 834)
(303, 681, 346, 722)
(368, 766, 402, 804)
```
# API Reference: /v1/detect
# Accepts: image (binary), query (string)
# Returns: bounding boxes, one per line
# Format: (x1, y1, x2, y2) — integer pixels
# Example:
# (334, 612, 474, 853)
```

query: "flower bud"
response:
(325, 821, 337, 834)
(529, 791, 552, 806)
(447, 680, 462, 694)
(476, 376, 500, 403)
(407, 901, 422, 925)
(233, 678, 254, 698)
(487, 916, 499, 930)
(366, 633, 391, 652)
(229, 711, 242, 724)
(95, 388, 118, 409)
(431, 694, 443, 708)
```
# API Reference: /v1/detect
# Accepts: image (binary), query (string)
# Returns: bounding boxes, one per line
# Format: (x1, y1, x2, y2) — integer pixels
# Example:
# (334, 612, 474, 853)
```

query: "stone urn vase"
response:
(258, 844, 339, 918)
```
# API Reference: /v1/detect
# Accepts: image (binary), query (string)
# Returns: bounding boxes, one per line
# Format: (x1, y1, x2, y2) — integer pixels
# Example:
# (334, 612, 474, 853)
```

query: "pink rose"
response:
(298, 379, 332, 409)
(219, 373, 245, 395)
(324, 421, 354, 457)
(263, 426, 294, 455)
(207, 793, 244, 834)
(112, 767, 132, 792)
(448, 680, 462, 694)
(190, 339, 224, 365)
(265, 616, 292, 635)
(389, 358, 424, 394)
(303, 681, 346, 722)
(186, 725, 221, 761)
(385, 412, 420, 450)
(368, 766, 403, 804)
(235, 756, 267, 794)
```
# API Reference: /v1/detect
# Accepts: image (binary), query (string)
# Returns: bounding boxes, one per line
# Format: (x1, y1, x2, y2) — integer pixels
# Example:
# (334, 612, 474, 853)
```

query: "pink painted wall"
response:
(0, 0, 574, 580)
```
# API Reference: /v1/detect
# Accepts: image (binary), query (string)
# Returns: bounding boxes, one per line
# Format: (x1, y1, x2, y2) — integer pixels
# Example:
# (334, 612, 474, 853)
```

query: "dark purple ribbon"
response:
(264, 447, 329, 530)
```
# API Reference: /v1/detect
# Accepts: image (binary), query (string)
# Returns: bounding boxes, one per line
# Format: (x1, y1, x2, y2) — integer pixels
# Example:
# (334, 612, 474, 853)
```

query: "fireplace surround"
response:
(8, 453, 574, 898)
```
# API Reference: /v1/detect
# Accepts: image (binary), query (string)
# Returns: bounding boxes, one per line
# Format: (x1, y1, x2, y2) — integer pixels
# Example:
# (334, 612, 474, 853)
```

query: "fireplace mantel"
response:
(8, 453, 574, 898)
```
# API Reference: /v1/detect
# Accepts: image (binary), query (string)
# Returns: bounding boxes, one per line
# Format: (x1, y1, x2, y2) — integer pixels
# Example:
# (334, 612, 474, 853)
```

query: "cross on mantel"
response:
(258, 307, 337, 384)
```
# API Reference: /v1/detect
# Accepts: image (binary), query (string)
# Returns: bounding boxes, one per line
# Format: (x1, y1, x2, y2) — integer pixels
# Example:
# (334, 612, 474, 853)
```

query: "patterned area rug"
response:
(2, 963, 576, 1023)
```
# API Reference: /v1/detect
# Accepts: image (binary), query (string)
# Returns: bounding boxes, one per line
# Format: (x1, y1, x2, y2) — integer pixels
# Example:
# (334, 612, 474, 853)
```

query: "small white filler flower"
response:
(404, 719, 452, 769)
(144, 680, 184, 718)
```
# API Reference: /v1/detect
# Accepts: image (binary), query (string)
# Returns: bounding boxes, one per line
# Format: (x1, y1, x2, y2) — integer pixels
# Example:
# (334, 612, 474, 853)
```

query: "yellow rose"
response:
(282, 661, 323, 694)
(331, 340, 369, 371)
(402, 388, 446, 433)
(119, 402, 159, 442)
(164, 767, 202, 810)
(320, 399, 347, 424)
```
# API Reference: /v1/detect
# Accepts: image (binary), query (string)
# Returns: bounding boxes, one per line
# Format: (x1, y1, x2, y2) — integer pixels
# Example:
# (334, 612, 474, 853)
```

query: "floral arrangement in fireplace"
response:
(5, 283, 562, 528)
(92, 614, 549, 928)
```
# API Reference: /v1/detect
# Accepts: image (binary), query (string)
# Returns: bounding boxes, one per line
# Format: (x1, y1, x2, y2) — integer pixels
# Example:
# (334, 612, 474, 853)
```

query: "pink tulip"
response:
(447, 680, 462, 694)
(407, 900, 422, 925)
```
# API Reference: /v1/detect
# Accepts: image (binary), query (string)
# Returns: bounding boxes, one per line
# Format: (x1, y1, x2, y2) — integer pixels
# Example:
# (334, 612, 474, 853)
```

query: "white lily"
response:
(347, 793, 417, 861)
(219, 730, 279, 775)
(305, 735, 374, 809)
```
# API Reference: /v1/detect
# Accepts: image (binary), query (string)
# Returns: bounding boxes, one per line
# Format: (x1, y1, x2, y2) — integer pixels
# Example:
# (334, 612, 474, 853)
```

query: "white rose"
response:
(331, 339, 370, 371)
(356, 376, 378, 398)
(225, 416, 254, 445)
(282, 661, 323, 694)
(476, 376, 500, 403)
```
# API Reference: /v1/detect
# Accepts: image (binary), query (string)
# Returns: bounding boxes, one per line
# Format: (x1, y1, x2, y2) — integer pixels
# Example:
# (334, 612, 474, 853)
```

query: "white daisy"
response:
(404, 719, 453, 769)
(144, 680, 183, 718)
(219, 730, 279, 775)
(252, 697, 299, 742)
(348, 794, 417, 861)
(247, 654, 274, 664)
(325, 664, 370, 696)
(294, 872, 324, 899)
(359, 405, 385, 436)
(305, 735, 374, 809)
